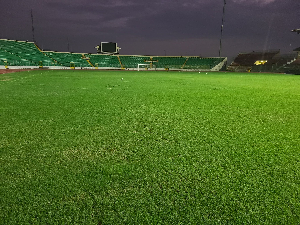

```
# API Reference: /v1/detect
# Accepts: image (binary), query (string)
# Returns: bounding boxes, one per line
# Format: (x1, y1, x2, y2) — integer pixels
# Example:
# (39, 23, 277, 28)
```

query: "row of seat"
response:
(152, 57, 187, 69)
(184, 57, 224, 69)
(44, 52, 91, 67)
(87, 54, 121, 68)
(119, 56, 150, 68)
(0, 39, 54, 66)
(0, 49, 25, 66)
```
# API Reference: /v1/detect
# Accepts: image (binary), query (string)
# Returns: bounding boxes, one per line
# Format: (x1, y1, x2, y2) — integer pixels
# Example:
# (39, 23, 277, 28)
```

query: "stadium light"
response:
(291, 29, 300, 34)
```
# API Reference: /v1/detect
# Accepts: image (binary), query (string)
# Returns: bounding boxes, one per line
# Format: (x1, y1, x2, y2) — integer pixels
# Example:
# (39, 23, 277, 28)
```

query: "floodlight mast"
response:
(219, 0, 226, 58)
(31, 9, 35, 43)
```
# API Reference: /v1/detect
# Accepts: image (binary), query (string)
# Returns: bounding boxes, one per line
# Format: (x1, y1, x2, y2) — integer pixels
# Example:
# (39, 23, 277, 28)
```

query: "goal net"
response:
(137, 64, 156, 71)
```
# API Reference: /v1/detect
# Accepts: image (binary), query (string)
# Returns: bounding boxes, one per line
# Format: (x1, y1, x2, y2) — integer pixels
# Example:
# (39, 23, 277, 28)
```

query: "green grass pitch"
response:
(1, 70, 300, 224)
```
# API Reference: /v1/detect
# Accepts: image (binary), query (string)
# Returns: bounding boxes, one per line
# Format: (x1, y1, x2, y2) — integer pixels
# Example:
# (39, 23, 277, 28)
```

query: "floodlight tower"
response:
(31, 9, 35, 42)
(219, 0, 226, 57)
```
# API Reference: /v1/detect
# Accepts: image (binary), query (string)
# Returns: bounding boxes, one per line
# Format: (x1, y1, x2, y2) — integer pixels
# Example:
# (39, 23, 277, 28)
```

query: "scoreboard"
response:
(96, 42, 120, 54)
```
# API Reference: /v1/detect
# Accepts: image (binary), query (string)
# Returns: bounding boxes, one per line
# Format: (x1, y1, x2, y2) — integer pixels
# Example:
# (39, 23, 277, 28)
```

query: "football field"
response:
(1, 70, 300, 224)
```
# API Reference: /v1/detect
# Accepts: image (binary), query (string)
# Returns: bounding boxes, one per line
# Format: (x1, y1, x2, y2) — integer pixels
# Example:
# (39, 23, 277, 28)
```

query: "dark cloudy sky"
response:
(1, 0, 299, 59)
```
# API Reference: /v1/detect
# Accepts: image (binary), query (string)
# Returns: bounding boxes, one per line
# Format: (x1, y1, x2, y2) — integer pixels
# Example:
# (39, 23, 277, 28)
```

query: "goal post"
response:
(137, 63, 156, 71)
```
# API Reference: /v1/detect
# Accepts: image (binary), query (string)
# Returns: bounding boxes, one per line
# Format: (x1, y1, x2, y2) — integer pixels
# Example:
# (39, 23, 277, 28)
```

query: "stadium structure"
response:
(0, 39, 227, 71)
(1, 38, 299, 74)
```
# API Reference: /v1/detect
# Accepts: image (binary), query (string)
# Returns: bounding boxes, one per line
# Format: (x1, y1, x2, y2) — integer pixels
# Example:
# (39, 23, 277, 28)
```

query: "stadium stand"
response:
(87, 54, 122, 68)
(0, 39, 56, 67)
(251, 53, 298, 73)
(43, 52, 91, 68)
(228, 49, 300, 74)
(119, 55, 151, 69)
(228, 50, 280, 72)
(183, 57, 224, 70)
(152, 56, 187, 69)
(0, 38, 227, 71)
(283, 51, 300, 74)
(119, 56, 226, 71)
(0, 49, 25, 66)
